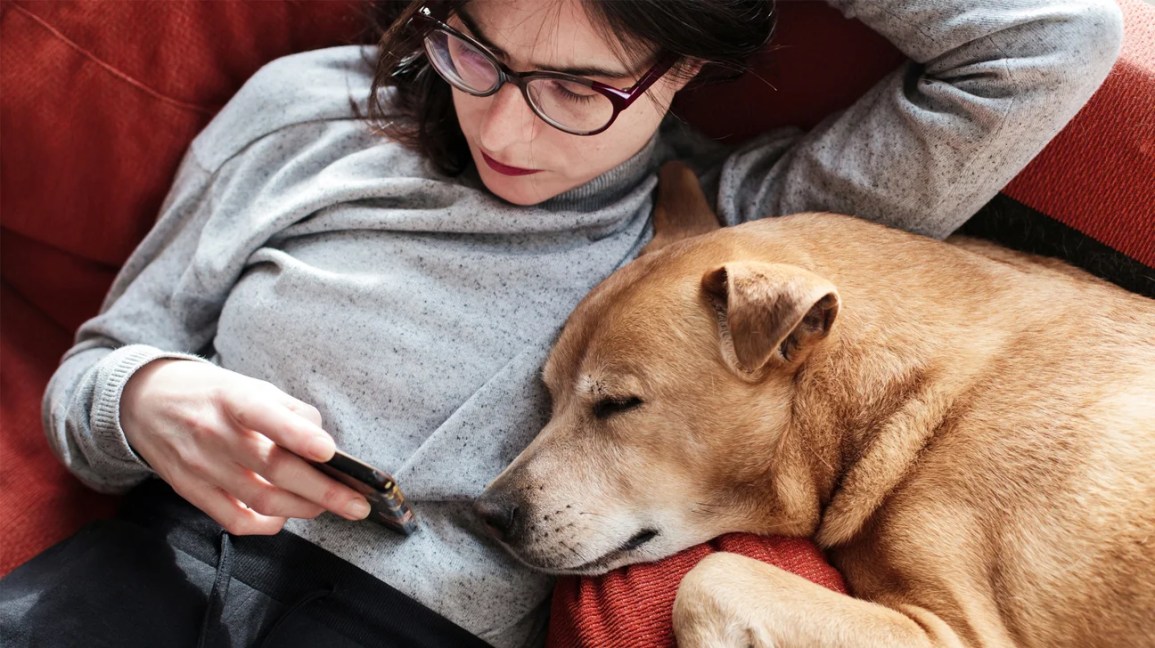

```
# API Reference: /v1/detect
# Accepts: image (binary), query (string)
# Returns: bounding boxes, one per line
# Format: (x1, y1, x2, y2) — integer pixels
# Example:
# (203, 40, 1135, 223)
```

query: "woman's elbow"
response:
(1037, 0, 1124, 98)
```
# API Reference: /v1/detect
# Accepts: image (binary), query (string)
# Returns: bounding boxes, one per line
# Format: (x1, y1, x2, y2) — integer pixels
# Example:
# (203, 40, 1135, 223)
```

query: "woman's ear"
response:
(669, 58, 706, 92)
(641, 161, 720, 255)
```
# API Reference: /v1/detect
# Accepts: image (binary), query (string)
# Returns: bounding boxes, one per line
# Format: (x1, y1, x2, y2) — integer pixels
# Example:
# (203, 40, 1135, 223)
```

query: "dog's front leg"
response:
(673, 553, 948, 648)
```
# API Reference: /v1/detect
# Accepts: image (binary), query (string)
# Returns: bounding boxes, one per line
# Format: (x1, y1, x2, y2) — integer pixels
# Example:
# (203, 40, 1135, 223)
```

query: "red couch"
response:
(3, 1, 1152, 645)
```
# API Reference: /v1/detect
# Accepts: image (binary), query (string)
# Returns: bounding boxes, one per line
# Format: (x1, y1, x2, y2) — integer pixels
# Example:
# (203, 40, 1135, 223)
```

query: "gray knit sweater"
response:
(44, 1, 1122, 645)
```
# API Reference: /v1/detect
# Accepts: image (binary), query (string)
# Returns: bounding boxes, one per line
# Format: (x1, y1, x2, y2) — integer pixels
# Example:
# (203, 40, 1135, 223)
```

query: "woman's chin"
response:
(477, 169, 573, 206)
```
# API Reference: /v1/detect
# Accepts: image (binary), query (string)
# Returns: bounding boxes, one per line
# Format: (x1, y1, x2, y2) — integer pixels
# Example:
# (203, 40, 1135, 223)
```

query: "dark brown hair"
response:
(366, 0, 775, 176)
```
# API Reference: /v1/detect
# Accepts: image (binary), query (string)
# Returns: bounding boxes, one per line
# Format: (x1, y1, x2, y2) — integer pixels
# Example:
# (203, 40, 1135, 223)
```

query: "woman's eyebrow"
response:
(454, 7, 638, 79)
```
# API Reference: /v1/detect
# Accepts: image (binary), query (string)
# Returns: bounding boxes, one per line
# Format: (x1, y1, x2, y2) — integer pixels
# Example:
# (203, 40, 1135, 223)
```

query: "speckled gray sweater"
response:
(43, 1, 1122, 645)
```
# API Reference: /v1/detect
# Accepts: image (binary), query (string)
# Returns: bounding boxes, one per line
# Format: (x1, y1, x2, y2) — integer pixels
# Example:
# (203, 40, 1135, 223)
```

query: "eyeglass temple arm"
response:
(602, 55, 679, 107)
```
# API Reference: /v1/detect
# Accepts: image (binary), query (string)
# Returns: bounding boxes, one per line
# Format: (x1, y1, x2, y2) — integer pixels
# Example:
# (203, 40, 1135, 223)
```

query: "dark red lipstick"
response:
(481, 151, 541, 176)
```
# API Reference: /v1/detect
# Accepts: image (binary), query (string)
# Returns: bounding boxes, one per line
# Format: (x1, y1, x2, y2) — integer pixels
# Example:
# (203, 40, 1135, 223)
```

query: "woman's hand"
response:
(120, 359, 371, 535)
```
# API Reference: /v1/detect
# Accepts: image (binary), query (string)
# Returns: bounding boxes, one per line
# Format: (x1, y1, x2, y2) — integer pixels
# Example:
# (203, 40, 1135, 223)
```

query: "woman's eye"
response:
(454, 47, 492, 73)
(592, 396, 643, 420)
(549, 80, 599, 105)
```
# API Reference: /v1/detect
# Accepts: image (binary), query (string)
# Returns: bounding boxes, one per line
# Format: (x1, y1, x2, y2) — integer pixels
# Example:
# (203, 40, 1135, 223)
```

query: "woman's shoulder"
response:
(188, 45, 408, 172)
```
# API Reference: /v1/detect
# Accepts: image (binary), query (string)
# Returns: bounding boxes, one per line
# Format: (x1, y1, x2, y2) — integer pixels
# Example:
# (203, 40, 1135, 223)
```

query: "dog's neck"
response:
(779, 304, 997, 548)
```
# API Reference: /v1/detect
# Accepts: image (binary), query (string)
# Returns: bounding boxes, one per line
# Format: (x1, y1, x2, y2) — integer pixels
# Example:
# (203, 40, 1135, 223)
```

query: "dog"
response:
(476, 162, 1155, 647)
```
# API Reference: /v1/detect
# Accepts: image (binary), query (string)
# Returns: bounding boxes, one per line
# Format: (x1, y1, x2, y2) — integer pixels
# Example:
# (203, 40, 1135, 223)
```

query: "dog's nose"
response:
(474, 496, 522, 543)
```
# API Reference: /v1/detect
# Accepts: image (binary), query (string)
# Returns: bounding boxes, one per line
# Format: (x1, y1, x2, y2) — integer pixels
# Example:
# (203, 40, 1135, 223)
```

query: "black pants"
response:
(0, 480, 491, 648)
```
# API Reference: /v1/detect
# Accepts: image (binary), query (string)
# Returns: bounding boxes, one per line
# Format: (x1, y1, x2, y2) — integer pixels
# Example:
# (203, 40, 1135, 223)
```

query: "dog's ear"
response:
(641, 161, 721, 256)
(701, 261, 840, 376)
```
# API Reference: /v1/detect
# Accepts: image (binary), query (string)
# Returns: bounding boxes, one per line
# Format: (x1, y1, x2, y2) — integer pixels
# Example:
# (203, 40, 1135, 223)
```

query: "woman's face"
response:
(449, 0, 695, 206)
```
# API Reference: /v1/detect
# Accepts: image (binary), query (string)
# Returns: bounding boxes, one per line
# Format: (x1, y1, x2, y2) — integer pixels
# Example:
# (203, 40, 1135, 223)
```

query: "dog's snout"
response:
(474, 496, 522, 543)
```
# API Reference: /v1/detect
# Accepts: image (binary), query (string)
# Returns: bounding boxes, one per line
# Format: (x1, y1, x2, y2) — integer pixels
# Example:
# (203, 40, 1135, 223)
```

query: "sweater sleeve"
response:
(713, 0, 1124, 238)
(41, 47, 386, 494)
(42, 151, 223, 493)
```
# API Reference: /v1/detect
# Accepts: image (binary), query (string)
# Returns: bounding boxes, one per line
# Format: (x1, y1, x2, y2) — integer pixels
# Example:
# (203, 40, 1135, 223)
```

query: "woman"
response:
(5, 0, 1121, 646)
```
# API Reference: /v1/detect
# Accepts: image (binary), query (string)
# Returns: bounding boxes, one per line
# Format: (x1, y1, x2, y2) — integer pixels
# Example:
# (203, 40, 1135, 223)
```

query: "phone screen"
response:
(313, 449, 418, 535)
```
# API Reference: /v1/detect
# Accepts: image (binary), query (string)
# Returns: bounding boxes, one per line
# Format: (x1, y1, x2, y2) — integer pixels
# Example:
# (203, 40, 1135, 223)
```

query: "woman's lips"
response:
(481, 151, 541, 176)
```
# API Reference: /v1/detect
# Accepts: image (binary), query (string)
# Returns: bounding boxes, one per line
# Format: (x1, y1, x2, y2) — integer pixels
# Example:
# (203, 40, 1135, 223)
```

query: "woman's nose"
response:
(478, 83, 538, 151)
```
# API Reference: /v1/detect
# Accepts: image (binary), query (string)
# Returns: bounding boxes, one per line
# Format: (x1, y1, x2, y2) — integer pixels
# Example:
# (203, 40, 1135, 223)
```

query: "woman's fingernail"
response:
(346, 499, 371, 520)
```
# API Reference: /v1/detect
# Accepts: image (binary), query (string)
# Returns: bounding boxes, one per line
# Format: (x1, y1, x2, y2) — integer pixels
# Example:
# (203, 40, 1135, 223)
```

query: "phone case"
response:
(313, 450, 418, 535)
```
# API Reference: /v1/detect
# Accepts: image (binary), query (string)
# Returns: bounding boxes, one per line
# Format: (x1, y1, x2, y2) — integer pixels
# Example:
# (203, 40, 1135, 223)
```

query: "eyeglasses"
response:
(414, 6, 676, 136)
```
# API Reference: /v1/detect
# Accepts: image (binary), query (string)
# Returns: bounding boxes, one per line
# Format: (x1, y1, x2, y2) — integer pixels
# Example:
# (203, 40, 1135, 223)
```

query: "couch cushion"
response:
(1, 0, 367, 331)
(0, 283, 119, 576)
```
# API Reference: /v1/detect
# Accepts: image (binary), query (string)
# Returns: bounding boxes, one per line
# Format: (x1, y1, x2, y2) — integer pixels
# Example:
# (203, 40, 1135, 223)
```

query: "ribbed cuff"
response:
(90, 344, 210, 471)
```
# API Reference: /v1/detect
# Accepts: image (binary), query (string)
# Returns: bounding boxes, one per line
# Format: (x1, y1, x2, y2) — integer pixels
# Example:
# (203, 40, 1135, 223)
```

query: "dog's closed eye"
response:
(592, 396, 643, 420)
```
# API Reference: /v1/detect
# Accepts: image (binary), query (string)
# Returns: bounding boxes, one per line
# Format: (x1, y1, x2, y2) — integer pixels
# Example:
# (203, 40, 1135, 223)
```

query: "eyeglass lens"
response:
(424, 28, 617, 134)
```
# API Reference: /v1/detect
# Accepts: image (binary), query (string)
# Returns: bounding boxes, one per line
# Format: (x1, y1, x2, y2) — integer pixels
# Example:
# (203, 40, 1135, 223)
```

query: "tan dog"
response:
(475, 162, 1155, 647)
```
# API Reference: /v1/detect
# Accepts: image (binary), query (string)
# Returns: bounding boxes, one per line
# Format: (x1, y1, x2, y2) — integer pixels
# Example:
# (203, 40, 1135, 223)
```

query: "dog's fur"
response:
(477, 162, 1155, 647)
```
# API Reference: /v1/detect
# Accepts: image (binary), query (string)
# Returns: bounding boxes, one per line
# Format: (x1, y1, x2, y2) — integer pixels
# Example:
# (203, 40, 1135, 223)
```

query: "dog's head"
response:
(476, 163, 840, 574)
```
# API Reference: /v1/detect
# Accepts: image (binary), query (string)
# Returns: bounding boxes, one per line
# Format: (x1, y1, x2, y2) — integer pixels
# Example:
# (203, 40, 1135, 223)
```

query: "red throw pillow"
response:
(546, 533, 847, 648)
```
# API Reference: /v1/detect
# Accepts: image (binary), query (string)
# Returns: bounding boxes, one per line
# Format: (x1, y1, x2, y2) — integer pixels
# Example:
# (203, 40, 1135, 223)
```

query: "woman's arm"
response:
(43, 144, 369, 535)
(43, 151, 224, 493)
(714, 0, 1124, 238)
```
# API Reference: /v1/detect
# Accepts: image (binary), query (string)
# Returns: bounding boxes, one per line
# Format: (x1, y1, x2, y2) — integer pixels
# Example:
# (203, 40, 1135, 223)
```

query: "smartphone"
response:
(312, 449, 418, 536)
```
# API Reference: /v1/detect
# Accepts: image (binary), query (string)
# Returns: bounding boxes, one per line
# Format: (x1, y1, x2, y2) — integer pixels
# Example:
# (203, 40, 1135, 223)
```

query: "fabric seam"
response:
(12, 3, 215, 116)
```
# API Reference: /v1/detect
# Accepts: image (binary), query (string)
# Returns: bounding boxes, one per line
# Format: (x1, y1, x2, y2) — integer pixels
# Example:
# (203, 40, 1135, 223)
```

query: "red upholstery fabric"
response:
(546, 534, 847, 648)
(673, 2, 904, 137)
(0, 1, 1151, 644)
(0, 282, 117, 576)
(1, 0, 367, 331)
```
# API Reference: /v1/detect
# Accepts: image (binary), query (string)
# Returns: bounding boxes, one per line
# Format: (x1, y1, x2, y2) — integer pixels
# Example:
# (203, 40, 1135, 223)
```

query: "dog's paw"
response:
(672, 552, 779, 648)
